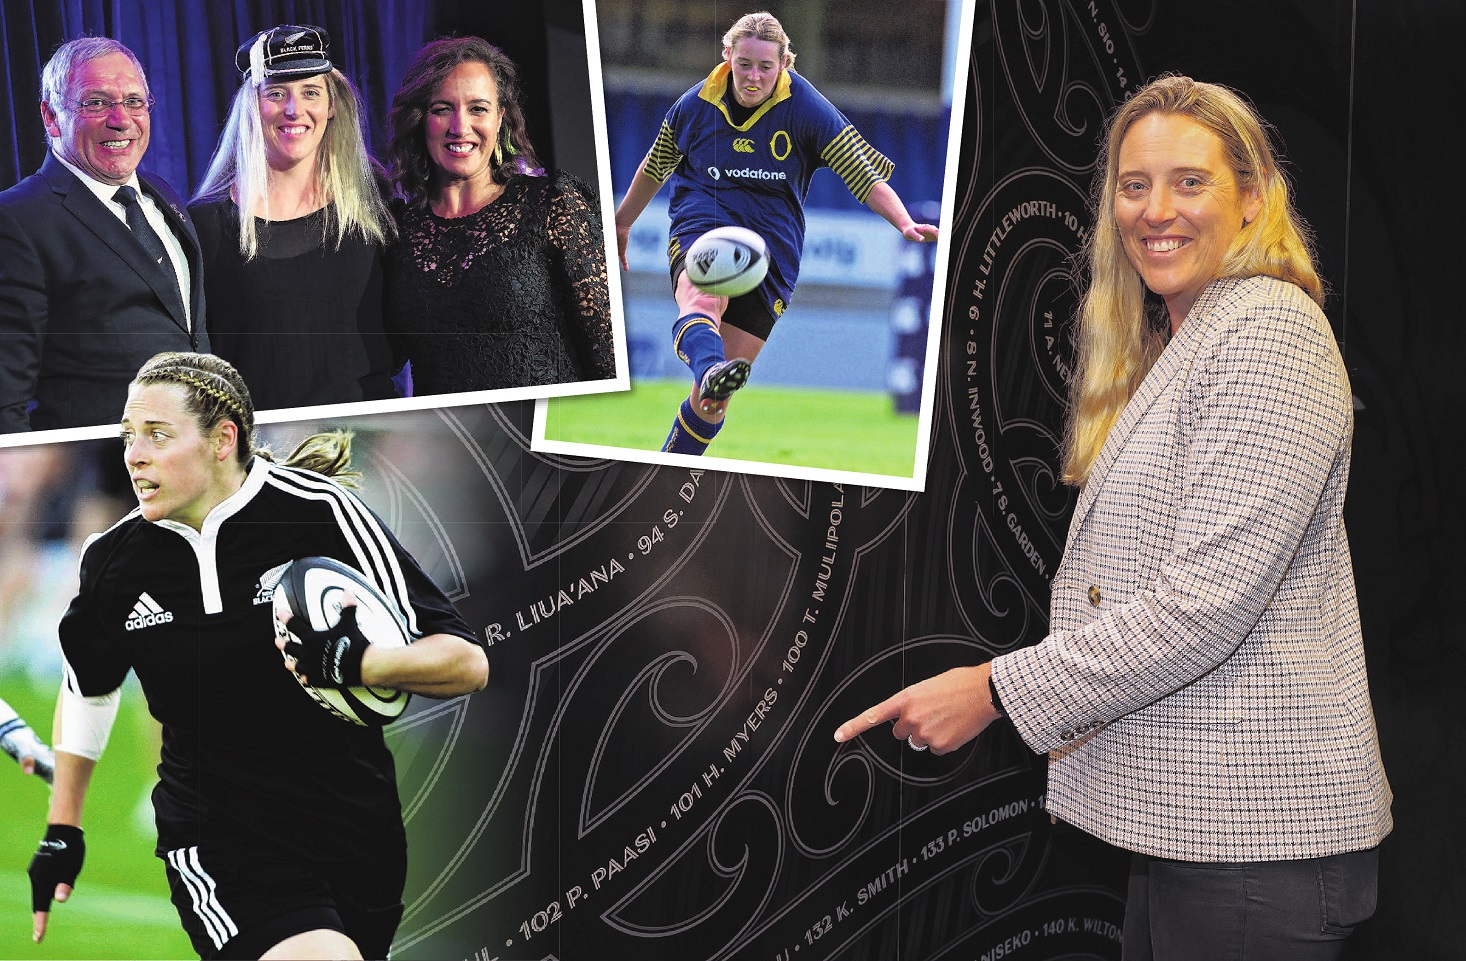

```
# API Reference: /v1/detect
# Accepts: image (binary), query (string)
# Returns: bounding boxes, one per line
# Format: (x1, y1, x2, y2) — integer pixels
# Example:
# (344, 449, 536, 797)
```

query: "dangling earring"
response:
(493, 136, 504, 167)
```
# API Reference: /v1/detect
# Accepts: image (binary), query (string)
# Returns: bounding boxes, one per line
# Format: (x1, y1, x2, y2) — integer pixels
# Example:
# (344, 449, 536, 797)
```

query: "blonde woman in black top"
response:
(191, 25, 398, 409)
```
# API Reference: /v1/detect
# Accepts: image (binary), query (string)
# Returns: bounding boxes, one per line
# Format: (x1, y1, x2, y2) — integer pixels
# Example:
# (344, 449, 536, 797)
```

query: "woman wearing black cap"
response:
(190, 25, 399, 411)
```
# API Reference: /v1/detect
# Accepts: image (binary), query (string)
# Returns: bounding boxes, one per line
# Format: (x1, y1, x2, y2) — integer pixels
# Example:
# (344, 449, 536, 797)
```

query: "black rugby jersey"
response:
(58, 457, 480, 861)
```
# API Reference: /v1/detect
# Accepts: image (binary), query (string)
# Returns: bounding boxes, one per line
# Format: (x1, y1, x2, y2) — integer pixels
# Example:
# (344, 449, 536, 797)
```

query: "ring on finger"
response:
(907, 735, 928, 752)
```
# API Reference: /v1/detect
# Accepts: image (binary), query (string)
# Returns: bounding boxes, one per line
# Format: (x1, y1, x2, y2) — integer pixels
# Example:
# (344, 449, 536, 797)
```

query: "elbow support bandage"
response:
(56, 685, 121, 761)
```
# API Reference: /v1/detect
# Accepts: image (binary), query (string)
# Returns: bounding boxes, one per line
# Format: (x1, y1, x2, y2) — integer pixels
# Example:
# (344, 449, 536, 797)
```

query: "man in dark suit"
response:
(0, 37, 207, 434)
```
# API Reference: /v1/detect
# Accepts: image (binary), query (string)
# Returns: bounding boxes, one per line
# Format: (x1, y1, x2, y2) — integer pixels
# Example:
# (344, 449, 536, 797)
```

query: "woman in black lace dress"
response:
(384, 37, 615, 394)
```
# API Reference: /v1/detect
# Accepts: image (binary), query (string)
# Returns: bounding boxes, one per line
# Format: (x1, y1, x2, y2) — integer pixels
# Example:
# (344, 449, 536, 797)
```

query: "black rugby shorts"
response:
(161, 842, 404, 959)
(669, 250, 779, 341)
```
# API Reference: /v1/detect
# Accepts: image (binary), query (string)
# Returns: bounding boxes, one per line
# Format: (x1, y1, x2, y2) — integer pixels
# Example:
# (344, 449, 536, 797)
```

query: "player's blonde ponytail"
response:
(278, 431, 362, 489)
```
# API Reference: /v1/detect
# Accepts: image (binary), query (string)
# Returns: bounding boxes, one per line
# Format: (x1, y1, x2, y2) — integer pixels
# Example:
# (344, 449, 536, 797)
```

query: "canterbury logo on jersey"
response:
(125, 592, 174, 630)
(732, 138, 755, 153)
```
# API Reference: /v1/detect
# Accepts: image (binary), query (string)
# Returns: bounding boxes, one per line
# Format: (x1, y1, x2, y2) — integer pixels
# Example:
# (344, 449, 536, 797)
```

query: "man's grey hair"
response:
(40, 37, 150, 112)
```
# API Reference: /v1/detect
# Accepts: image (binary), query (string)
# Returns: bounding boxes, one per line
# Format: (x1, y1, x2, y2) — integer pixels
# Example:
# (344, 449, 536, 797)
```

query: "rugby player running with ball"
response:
(26, 352, 487, 960)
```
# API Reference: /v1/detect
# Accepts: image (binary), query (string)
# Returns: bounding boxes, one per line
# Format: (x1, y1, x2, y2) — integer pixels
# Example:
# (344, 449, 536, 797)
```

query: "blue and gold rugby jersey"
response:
(643, 64, 893, 318)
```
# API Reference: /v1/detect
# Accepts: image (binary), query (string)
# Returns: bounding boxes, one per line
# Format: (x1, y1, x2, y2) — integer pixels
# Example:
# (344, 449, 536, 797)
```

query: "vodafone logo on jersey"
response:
(707, 166, 787, 183)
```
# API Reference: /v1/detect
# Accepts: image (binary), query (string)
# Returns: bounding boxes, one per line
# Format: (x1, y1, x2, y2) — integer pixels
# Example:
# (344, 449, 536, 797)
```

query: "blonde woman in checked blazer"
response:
(836, 75, 1391, 960)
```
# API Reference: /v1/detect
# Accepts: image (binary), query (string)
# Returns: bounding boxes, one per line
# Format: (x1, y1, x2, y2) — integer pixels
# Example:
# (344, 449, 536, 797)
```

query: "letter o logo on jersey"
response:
(707, 166, 721, 180)
(770, 130, 792, 161)
(733, 138, 754, 154)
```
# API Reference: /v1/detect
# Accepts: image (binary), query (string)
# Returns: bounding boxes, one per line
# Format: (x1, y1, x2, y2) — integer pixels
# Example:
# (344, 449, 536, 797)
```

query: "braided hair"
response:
(131, 353, 360, 487)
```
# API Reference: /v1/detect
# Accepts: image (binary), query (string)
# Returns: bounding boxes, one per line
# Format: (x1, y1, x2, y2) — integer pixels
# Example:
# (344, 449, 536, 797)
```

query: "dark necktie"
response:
(113, 185, 183, 303)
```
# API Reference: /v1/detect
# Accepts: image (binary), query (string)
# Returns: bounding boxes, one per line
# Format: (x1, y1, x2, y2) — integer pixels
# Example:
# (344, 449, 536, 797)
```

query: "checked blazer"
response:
(0, 153, 207, 433)
(990, 275, 1392, 862)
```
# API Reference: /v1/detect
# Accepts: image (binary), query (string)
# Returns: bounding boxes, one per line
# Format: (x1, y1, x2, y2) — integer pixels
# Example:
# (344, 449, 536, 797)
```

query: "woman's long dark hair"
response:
(386, 36, 542, 205)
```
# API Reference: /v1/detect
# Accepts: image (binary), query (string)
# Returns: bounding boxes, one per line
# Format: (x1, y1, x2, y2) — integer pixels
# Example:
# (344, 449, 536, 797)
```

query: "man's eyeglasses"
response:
(66, 96, 154, 118)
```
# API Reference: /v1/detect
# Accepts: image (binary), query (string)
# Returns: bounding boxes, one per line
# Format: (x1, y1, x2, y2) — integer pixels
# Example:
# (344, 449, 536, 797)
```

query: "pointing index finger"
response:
(833, 696, 903, 743)
(33, 881, 70, 942)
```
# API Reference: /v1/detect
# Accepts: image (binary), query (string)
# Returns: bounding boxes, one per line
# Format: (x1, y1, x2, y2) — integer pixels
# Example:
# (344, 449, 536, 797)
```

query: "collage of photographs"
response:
(0, 0, 1454, 959)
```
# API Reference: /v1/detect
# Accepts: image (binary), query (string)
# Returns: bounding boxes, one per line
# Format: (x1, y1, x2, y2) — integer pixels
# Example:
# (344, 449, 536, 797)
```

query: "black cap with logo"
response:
(236, 25, 332, 82)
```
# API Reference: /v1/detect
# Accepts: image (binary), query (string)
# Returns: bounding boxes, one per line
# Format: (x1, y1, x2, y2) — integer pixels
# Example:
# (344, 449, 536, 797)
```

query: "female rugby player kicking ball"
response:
(27, 352, 487, 960)
(613, 11, 939, 456)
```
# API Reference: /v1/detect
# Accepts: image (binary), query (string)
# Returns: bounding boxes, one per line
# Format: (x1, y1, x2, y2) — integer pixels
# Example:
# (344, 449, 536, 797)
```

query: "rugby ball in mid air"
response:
(272, 556, 413, 727)
(686, 226, 769, 297)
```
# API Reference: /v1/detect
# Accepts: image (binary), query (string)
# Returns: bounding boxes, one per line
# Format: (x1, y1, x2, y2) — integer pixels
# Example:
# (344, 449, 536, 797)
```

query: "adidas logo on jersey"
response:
(125, 592, 174, 631)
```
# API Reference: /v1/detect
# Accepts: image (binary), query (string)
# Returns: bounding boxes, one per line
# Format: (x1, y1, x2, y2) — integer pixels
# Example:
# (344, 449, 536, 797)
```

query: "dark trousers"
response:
(1122, 847, 1379, 961)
